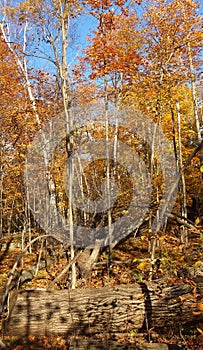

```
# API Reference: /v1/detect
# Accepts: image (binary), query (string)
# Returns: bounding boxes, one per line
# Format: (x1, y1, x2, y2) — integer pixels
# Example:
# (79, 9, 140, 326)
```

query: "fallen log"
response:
(69, 339, 182, 349)
(2, 279, 203, 337)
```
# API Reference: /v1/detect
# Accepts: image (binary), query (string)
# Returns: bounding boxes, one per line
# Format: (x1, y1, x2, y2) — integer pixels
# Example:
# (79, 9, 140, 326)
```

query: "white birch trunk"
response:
(187, 41, 201, 142)
(59, 0, 76, 288)
(176, 100, 188, 246)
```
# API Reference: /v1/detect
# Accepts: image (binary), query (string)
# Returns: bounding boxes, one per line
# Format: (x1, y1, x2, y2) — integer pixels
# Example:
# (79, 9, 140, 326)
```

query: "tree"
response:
(0, 0, 85, 287)
(0, 33, 29, 237)
(77, 0, 202, 271)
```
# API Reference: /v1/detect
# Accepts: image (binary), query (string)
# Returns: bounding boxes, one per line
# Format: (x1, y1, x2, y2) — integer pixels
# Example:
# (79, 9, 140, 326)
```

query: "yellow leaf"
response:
(195, 217, 200, 226)
(137, 261, 148, 270)
(194, 261, 202, 267)
(122, 209, 128, 215)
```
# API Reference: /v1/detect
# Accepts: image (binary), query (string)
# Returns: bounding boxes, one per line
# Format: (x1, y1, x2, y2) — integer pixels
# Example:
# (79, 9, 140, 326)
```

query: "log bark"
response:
(69, 339, 181, 350)
(2, 279, 203, 337)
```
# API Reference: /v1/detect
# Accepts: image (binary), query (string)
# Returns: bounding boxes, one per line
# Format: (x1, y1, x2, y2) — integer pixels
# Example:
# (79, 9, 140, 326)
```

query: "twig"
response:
(47, 250, 84, 291)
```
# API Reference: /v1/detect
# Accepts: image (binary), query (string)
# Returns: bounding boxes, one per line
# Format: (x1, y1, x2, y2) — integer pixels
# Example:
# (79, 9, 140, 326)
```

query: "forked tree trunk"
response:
(3, 278, 203, 337)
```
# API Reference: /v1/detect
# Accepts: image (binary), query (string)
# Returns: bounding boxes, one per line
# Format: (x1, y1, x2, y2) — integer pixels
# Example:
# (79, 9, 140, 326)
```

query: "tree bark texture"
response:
(68, 339, 181, 350)
(2, 278, 203, 337)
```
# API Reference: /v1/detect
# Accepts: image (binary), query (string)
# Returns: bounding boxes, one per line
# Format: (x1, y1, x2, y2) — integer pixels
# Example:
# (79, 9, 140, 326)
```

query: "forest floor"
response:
(0, 224, 203, 349)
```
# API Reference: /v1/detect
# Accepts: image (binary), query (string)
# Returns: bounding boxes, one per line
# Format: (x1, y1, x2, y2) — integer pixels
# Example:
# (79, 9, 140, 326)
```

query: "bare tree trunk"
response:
(149, 124, 160, 280)
(169, 89, 178, 170)
(59, 0, 76, 288)
(99, 11, 113, 268)
(176, 100, 188, 246)
(7, 200, 15, 236)
(104, 75, 113, 267)
(187, 41, 201, 142)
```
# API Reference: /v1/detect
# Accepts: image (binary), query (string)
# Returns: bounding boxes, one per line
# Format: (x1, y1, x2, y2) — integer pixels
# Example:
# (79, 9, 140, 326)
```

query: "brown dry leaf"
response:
(197, 303, 203, 312)
(118, 337, 126, 342)
(136, 293, 145, 300)
(192, 311, 202, 315)
(168, 278, 178, 285)
(179, 256, 185, 261)
(159, 235, 167, 242)
(179, 295, 187, 302)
